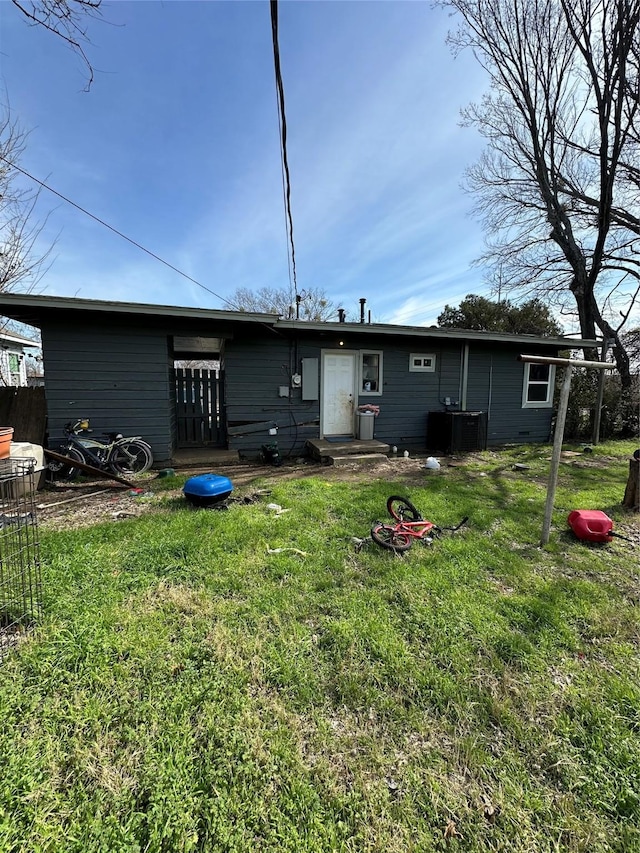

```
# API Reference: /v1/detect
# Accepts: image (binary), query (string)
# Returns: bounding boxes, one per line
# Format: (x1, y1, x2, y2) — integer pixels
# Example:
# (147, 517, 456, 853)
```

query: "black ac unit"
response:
(427, 411, 488, 454)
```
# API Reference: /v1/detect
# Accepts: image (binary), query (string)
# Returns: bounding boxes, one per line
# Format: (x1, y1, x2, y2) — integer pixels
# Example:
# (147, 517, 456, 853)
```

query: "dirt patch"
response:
(36, 481, 158, 531)
(35, 456, 434, 531)
(35, 455, 640, 538)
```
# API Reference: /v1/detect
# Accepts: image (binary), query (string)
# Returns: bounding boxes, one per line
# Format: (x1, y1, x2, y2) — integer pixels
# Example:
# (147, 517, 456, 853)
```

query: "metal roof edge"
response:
(0, 294, 600, 348)
(274, 319, 599, 348)
(0, 293, 280, 325)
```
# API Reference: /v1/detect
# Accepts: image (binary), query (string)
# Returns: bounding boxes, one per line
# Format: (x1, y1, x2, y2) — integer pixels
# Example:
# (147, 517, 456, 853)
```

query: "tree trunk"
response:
(622, 455, 640, 511)
(570, 276, 600, 362)
(601, 320, 632, 390)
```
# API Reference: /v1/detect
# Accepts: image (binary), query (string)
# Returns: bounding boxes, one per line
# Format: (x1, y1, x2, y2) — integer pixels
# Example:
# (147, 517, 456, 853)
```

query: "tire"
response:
(386, 496, 422, 522)
(109, 440, 153, 476)
(47, 446, 86, 481)
(371, 523, 412, 552)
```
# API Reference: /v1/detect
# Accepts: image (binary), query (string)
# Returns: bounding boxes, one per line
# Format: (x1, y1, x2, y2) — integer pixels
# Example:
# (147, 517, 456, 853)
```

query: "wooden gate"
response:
(174, 368, 226, 448)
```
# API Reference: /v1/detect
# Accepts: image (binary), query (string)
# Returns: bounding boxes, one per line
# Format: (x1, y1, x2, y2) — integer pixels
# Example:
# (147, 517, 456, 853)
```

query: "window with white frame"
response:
(522, 362, 555, 408)
(360, 351, 382, 394)
(409, 353, 436, 372)
(8, 353, 21, 386)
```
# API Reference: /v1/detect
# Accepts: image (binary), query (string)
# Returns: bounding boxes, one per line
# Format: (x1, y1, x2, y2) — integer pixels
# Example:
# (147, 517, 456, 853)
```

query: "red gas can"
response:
(567, 510, 614, 543)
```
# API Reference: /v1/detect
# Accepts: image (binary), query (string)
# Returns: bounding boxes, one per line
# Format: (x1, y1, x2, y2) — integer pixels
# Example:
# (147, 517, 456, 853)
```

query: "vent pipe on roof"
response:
(338, 308, 346, 323)
(359, 298, 366, 324)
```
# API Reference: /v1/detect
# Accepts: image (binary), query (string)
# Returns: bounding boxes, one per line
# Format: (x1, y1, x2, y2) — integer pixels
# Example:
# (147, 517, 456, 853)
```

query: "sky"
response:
(0, 0, 493, 327)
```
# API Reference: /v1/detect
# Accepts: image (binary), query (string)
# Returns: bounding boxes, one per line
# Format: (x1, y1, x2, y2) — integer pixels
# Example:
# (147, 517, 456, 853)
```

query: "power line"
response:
(275, 77, 293, 295)
(270, 0, 298, 297)
(1, 157, 238, 310)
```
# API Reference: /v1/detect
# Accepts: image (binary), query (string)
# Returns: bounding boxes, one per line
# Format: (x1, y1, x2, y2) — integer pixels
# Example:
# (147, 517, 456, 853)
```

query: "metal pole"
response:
(591, 339, 610, 446)
(541, 364, 573, 545)
(519, 354, 615, 369)
(519, 354, 615, 546)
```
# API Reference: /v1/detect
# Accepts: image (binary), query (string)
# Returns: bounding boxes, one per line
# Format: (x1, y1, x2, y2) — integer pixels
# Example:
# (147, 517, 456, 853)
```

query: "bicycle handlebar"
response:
(64, 419, 91, 434)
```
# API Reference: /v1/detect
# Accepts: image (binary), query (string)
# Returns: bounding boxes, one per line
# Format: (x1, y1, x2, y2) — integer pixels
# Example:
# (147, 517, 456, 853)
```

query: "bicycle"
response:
(371, 495, 468, 552)
(47, 419, 154, 480)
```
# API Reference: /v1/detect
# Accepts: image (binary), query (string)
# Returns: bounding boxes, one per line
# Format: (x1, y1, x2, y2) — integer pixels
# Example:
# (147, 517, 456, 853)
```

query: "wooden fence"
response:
(0, 387, 47, 444)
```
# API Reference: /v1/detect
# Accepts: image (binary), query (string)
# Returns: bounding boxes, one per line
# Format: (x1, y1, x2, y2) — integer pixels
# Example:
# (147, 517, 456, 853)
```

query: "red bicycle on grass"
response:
(371, 496, 468, 552)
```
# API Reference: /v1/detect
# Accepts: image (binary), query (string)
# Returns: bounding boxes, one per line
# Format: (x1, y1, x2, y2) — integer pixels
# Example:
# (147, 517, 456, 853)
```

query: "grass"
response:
(0, 441, 638, 852)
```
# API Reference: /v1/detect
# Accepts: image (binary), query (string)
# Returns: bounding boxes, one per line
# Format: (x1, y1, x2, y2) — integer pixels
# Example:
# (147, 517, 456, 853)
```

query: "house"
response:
(0, 293, 599, 464)
(0, 327, 41, 387)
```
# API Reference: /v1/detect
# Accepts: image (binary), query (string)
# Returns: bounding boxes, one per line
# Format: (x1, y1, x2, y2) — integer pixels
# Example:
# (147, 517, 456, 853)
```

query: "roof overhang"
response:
(0, 293, 279, 328)
(0, 329, 40, 347)
(0, 293, 599, 349)
(274, 319, 599, 349)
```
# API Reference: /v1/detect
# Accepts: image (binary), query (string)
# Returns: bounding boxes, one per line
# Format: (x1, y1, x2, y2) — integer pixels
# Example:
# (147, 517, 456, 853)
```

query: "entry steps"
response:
(306, 438, 391, 466)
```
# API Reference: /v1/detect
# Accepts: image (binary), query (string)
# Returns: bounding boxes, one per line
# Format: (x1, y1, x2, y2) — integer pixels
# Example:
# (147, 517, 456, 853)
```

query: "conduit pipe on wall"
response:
(460, 343, 469, 411)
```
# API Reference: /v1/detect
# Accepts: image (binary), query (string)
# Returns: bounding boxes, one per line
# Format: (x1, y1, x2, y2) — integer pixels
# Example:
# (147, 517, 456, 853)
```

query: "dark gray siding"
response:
(484, 347, 553, 444)
(367, 342, 463, 451)
(42, 323, 174, 463)
(224, 335, 321, 457)
(224, 334, 466, 455)
(224, 332, 556, 455)
(463, 344, 554, 445)
(466, 346, 492, 412)
(38, 315, 559, 464)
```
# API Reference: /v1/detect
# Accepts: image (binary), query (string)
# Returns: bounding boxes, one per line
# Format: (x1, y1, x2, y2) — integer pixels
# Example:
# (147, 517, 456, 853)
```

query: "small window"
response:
(522, 362, 555, 408)
(360, 351, 382, 394)
(8, 353, 21, 385)
(409, 353, 436, 372)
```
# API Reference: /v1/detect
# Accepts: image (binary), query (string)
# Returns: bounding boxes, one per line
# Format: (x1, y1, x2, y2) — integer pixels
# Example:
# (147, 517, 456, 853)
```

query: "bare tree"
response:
(1, 3, 105, 295)
(622, 326, 640, 371)
(10, 0, 103, 89)
(230, 286, 342, 322)
(0, 108, 54, 293)
(440, 0, 640, 395)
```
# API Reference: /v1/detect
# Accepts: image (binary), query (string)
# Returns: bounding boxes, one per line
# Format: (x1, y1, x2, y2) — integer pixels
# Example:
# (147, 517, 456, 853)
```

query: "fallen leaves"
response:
(480, 793, 502, 823)
(444, 819, 462, 840)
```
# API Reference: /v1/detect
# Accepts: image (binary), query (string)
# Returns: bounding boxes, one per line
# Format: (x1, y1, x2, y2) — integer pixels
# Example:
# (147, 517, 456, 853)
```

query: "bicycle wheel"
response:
(109, 440, 153, 476)
(47, 446, 86, 481)
(371, 523, 412, 552)
(386, 496, 422, 522)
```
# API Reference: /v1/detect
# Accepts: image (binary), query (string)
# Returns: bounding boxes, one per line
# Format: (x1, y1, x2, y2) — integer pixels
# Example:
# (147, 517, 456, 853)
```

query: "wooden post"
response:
(43, 448, 134, 488)
(622, 451, 640, 511)
(541, 365, 573, 545)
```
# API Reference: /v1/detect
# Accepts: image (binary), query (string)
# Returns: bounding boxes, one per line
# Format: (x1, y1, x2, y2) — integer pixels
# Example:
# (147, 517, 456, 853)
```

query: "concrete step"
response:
(306, 438, 390, 463)
(331, 453, 390, 467)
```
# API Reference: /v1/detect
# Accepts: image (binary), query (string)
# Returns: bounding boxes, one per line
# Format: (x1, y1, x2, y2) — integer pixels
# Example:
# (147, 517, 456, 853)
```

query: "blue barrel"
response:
(183, 473, 233, 506)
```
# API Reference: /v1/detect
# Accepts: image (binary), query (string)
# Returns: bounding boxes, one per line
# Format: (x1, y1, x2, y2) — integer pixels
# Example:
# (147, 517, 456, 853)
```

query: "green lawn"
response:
(0, 442, 638, 852)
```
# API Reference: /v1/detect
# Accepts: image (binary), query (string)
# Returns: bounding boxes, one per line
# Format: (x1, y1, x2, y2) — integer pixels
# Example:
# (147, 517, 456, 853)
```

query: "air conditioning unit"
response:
(427, 411, 488, 454)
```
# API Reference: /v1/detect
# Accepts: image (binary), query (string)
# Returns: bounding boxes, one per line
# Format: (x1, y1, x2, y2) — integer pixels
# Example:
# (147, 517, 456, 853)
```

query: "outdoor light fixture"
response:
(339, 341, 344, 346)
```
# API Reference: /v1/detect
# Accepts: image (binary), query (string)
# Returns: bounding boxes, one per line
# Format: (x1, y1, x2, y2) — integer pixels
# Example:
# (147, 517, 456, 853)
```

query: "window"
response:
(8, 353, 21, 385)
(409, 353, 436, 372)
(360, 351, 382, 394)
(522, 362, 555, 408)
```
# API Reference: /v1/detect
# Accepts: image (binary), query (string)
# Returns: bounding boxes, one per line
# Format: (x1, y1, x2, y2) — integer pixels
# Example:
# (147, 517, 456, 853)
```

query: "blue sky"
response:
(1, 0, 492, 325)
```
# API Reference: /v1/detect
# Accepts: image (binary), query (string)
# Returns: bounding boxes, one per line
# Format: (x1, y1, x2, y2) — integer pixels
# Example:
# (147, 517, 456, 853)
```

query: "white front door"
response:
(322, 351, 357, 437)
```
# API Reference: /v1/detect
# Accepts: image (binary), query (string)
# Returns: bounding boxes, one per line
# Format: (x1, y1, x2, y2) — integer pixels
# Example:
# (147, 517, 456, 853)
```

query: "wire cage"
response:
(0, 458, 42, 663)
